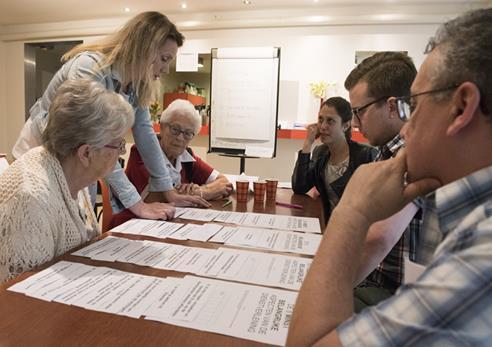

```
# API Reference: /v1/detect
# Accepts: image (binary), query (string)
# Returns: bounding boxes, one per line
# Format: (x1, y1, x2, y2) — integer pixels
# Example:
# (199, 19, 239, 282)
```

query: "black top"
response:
(292, 140, 378, 223)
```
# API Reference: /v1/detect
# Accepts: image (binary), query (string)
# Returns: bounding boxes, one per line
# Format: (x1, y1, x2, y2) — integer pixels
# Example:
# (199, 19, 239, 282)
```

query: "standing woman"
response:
(13, 11, 209, 220)
(292, 97, 377, 222)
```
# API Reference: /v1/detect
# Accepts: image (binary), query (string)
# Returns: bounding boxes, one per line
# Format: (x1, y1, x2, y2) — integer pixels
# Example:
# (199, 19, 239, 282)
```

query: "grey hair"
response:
(425, 8, 492, 115)
(41, 79, 135, 159)
(160, 99, 201, 134)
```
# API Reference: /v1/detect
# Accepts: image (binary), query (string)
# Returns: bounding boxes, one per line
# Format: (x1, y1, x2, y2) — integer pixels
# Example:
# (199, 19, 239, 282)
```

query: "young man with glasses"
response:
(342, 52, 423, 311)
(288, 7, 492, 346)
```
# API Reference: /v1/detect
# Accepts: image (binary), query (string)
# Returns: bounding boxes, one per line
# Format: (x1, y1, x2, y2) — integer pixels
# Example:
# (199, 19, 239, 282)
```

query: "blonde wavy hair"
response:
(62, 12, 184, 107)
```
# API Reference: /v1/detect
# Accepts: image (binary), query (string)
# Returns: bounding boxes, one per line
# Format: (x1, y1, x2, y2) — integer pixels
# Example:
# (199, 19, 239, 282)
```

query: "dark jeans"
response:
(353, 286, 393, 313)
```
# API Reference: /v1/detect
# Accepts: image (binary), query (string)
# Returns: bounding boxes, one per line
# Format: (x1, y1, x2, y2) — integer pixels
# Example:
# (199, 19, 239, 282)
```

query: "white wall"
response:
(0, 23, 437, 176)
(181, 24, 437, 124)
(1, 42, 24, 159)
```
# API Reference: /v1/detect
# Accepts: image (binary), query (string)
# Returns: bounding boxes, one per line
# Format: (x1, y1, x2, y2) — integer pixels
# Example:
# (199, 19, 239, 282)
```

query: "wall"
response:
(0, 41, 5, 155)
(0, 23, 437, 176)
(1, 42, 24, 159)
(181, 24, 437, 125)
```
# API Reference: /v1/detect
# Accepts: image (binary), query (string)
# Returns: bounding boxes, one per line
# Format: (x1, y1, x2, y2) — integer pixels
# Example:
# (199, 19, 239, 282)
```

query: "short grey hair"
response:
(160, 99, 201, 134)
(425, 8, 492, 116)
(41, 79, 135, 159)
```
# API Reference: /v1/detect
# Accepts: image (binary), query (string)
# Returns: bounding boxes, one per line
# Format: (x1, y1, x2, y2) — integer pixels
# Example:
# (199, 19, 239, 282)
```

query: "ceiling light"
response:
(181, 3, 187, 9)
(243, 0, 252, 5)
(313, 0, 319, 2)
(124, 7, 130, 12)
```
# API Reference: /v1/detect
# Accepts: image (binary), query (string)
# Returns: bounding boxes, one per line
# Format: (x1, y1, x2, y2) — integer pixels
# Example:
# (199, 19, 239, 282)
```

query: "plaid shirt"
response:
(339, 165, 492, 346)
(360, 134, 423, 293)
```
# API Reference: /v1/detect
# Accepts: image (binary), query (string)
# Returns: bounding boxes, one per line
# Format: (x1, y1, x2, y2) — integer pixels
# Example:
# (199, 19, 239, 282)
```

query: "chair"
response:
(95, 157, 125, 232)
(97, 179, 113, 232)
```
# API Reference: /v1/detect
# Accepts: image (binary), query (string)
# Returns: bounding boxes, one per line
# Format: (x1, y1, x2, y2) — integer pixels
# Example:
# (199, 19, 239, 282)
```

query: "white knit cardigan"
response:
(0, 147, 100, 283)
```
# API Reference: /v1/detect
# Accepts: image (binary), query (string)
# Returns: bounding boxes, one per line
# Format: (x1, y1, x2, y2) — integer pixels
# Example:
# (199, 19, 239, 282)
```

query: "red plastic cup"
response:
(253, 181, 267, 202)
(236, 180, 249, 202)
(265, 179, 278, 200)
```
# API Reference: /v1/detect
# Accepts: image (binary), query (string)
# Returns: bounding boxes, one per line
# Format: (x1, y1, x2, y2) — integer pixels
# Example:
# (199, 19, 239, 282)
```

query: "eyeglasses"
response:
(165, 123, 195, 140)
(104, 139, 126, 154)
(351, 95, 389, 123)
(394, 84, 459, 121)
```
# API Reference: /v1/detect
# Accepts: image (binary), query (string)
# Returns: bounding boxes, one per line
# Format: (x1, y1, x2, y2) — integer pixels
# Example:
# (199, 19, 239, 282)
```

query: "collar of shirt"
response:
(376, 133, 405, 161)
(106, 62, 137, 104)
(162, 149, 196, 186)
(434, 165, 492, 239)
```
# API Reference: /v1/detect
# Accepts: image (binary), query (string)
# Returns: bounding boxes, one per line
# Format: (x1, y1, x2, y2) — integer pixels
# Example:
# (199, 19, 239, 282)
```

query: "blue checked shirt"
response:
(360, 134, 423, 292)
(338, 165, 492, 346)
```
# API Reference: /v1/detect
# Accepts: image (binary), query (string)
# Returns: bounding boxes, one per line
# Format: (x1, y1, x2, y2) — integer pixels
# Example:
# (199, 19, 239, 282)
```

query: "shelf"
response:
(152, 123, 367, 142)
(196, 125, 368, 142)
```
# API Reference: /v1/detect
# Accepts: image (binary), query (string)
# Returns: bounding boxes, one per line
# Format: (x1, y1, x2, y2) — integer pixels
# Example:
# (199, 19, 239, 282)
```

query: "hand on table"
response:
(163, 189, 211, 208)
(129, 200, 175, 220)
(175, 183, 200, 195)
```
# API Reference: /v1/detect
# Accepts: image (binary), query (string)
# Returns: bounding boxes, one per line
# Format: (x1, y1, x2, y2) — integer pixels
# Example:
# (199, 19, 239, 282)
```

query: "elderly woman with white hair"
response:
(0, 79, 142, 283)
(111, 99, 232, 228)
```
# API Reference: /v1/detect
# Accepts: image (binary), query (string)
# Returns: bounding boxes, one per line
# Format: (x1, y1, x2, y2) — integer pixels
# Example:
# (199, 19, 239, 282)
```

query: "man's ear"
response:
(76, 144, 92, 168)
(446, 82, 481, 136)
(387, 97, 399, 120)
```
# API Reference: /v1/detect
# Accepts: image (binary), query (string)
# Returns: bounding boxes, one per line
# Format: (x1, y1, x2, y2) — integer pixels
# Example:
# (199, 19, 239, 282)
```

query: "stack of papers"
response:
(171, 209, 322, 233)
(72, 236, 312, 291)
(9, 261, 297, 346)
(111, 218, 321, 255)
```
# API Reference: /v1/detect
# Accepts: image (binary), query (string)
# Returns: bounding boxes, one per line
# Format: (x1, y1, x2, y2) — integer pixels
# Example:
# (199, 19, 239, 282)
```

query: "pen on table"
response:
(221, 200, 232, 208)
(275, 201, 303, 210)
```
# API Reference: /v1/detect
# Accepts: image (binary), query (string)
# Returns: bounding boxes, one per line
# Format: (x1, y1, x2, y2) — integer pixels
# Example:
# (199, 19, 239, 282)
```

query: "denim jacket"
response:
(14, 51, 173, 209)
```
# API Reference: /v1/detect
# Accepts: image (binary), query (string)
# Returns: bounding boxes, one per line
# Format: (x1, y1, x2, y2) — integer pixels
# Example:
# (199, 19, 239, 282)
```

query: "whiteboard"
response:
(209, 47, 280, 158)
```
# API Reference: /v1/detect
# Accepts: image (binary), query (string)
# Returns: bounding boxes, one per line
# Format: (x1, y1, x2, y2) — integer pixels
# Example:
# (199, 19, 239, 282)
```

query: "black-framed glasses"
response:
(165, 123, 195, 140)
(351, 95, 389, 123)
(104, 139, 126, 154)
(394, 84, 459, 121)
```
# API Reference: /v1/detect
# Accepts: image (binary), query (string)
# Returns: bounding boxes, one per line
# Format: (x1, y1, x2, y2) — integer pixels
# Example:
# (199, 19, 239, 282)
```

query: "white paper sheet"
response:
(145, 276, 297, 346)
(241, 213, 322, 233)
(74, 237, 311, 290)
(11, 262, 297, 346)
(7, 261, 84, 294)
(208, 226, 239, 243)
(178, 208, 222, 222)
(110, 219, 185, 238)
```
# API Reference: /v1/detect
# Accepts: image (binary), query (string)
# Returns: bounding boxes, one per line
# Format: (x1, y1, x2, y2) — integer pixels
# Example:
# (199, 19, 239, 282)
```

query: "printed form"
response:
(10, 262, 296, 346)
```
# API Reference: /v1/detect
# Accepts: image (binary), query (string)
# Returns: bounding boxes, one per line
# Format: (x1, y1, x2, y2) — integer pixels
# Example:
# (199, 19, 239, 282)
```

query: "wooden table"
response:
(0, 189, 322, 346)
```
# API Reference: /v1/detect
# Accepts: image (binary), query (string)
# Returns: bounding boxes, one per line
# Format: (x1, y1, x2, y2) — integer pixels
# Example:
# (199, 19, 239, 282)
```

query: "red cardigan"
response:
(110, 145, 214, 228)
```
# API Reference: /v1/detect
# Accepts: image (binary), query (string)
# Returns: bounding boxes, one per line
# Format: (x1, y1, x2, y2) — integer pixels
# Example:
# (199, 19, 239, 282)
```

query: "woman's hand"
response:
(128, 200, 175, 220)
(203, 181, 234, 200)
(162, 189, 211, 208)
(175, 183, 200, 195)
(302, 123, 319, 153)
